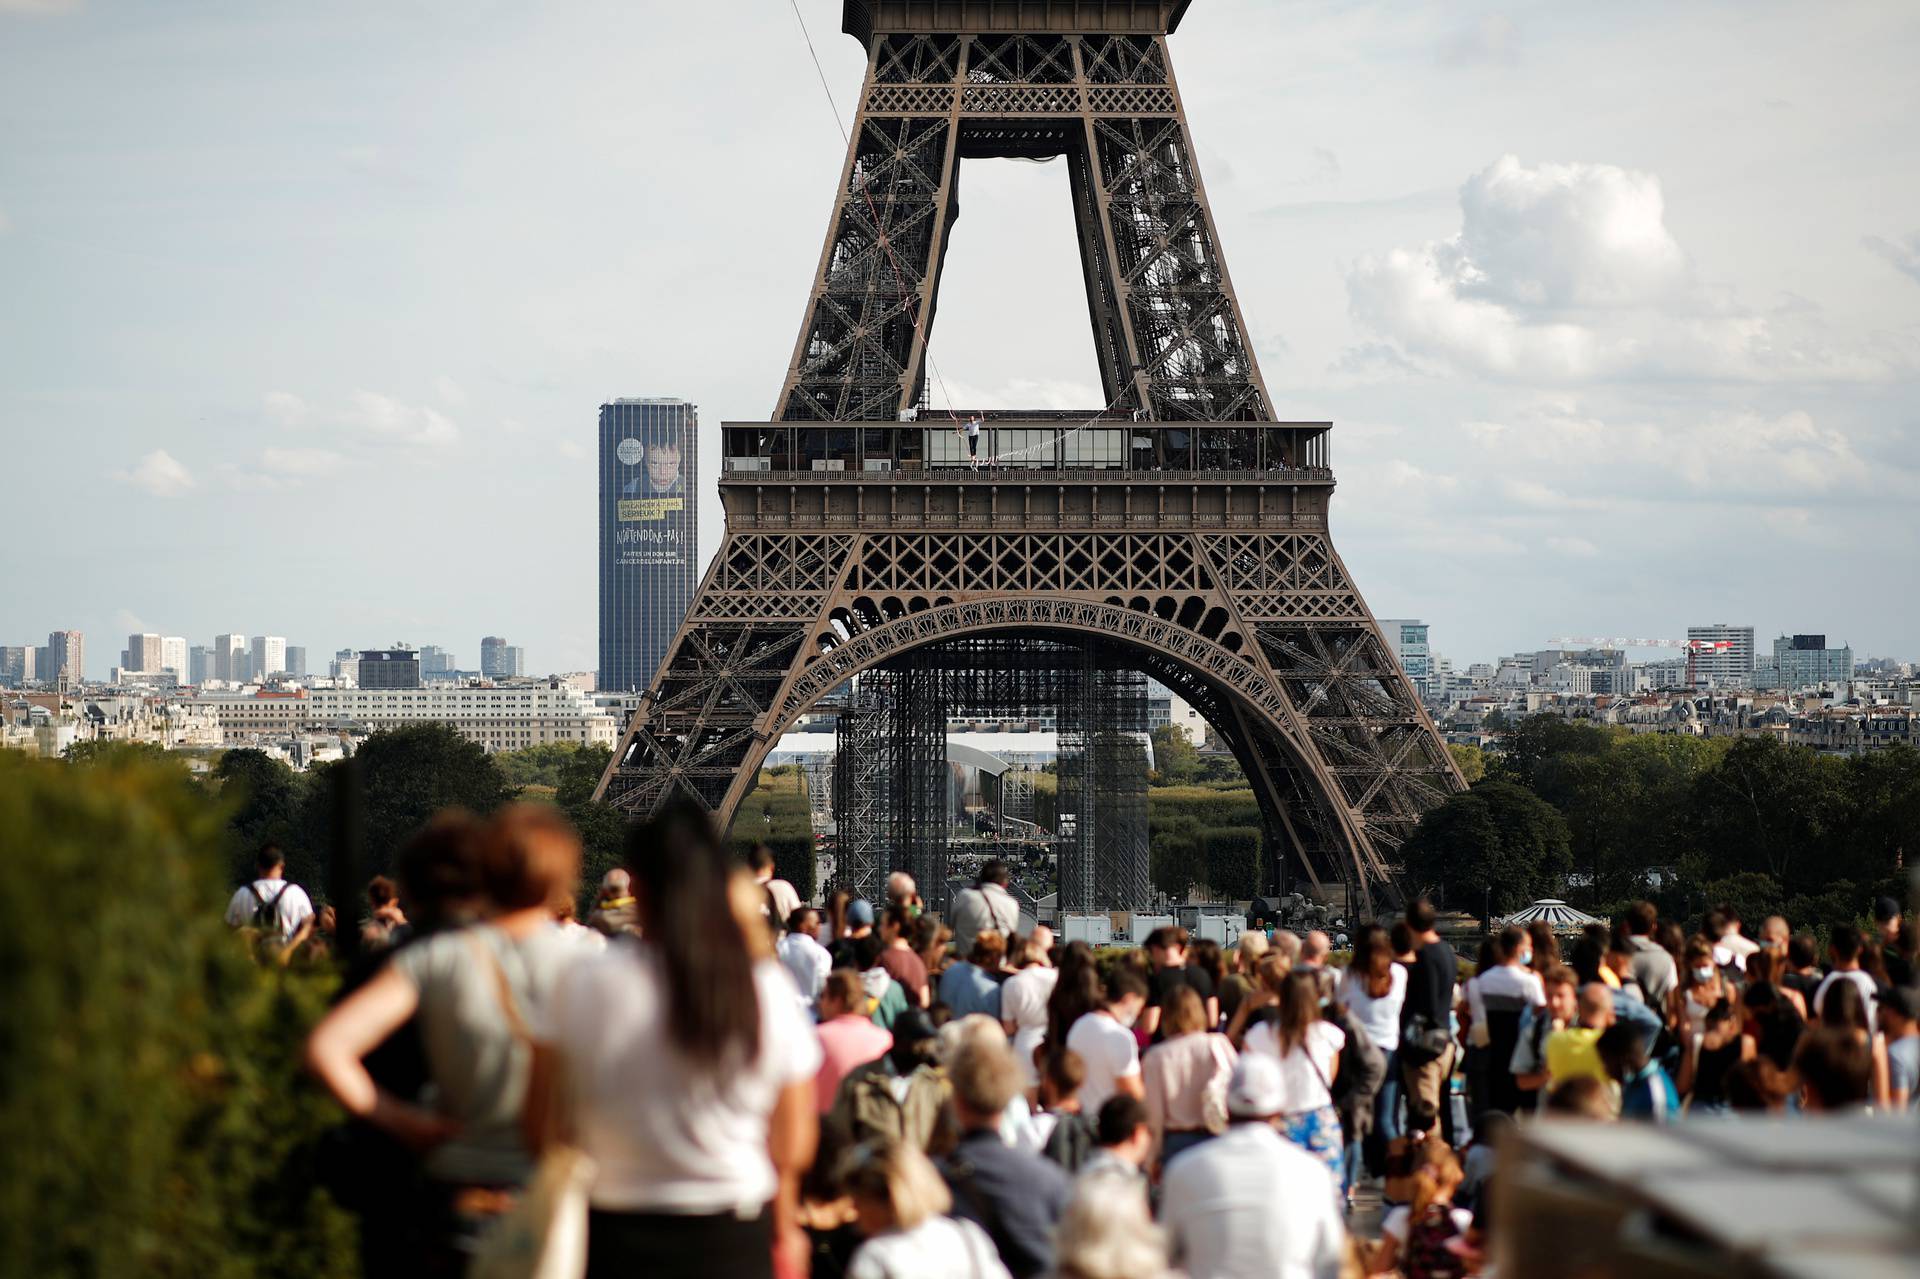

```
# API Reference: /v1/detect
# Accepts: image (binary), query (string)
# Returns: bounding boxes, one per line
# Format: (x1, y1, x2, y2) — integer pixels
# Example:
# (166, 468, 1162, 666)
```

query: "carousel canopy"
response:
(1503, 898, 1602, 933)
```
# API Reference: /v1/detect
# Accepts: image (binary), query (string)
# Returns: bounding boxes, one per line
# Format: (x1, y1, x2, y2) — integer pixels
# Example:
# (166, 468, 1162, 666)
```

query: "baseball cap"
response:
(847, 899, 875, 928)
(1225, 1053, 1286, 1120)
(1873, 896, 1901, 924)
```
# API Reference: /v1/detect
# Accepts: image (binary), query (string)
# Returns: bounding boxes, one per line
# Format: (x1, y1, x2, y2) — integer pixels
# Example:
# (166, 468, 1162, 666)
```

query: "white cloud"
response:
(344, 390, 458, 446)
(1546, 535, 1600, 558)
(557, 440, 588, 461)
(1863, 232, 1920, 284)
(1348, 156, 1897, 383)
(115, 449, 194, 497)
(263, 390, 312, 428)
(0, 0, 81, 13)
(1379, 459, 1458, 491)
(1466, 403, 1873, 499)
(1501, 478, 1606, 512)
(261, 446, 344, 476)
(1449, 156, 1685, 310)
(433, 375, 467, 406)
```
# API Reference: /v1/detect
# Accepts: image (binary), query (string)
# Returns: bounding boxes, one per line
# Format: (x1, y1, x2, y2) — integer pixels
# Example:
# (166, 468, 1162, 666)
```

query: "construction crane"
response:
(1547, 637, 1733, 687)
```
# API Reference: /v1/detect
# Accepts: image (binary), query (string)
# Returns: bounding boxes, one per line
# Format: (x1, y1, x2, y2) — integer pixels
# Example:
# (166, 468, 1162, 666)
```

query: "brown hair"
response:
(1255, 951, 1294, 996)
(1161, 984, 1208, 1037)
(1544, 1075, 1613, 1119)
(969, 929, 1008, 969)
(1145, 925, 1190, 952)
(477, 804, 581, 912)
(1275, 970, 1322, 1056)
(366, 875, 397, 908)
(1542, 964, 1578, 992)
(822, 968, 865, 1016)
(1408, 1137, 1464, 1221)
(1041, 1047, 1085, 1100)
(1527, 919, 1559, 971)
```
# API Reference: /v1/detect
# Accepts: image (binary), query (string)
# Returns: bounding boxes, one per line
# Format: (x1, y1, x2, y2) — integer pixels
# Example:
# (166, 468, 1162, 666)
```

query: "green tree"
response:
(1149, 725, 1201, 784)
(1696, 870, 1786, 932)
(1447, 741, 1487, 784)
(1202, 825, 1262, 900)
(350, 723, 514, 875)
(213, 747, 308, 885)
(1836, 744, 1920, 896)
(63, 739, 172, 768)
(0, 749, 355, 1277)
(1194, 751, 1248, 786)
(732, 768, 817, 902)
(1399, 779, 1572, 924)
(495, 742, 591, 793)
(1686, 737, 1845, 897)
(1149, 814, 1205, 898)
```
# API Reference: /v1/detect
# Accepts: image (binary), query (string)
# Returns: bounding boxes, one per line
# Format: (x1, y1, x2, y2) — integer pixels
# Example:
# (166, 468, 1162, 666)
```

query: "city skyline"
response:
(0, 612, 1902, 686)
(3, 4, 1917, 672)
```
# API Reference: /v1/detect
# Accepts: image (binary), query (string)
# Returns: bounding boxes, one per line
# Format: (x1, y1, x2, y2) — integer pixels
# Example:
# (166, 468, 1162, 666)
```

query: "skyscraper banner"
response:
(612, 423, 690, 567)
(599, 400, 698, 691)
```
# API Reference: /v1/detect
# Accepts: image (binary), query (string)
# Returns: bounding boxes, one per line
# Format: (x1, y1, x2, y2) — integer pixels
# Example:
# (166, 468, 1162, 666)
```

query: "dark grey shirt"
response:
(941, 1129, 1072, 1279)
(1627, 936, 1678, 1009)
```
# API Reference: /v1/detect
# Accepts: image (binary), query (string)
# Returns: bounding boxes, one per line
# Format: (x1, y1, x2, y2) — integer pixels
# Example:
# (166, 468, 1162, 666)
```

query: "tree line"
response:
(1398, 715, 1920, 930)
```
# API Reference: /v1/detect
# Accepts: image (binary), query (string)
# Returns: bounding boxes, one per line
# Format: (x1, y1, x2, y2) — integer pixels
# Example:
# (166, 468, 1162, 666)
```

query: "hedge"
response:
(0, 750, 356, 1277)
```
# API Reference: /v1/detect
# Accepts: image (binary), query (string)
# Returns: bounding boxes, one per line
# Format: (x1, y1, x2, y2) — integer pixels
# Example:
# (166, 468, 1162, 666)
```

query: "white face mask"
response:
(1516, 950, 1533, 967)
(1114, 1005, 1140, 1030)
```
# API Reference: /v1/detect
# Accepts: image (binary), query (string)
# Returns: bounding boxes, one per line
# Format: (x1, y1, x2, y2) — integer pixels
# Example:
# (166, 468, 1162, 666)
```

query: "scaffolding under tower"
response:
(828, 635, 1150, 916)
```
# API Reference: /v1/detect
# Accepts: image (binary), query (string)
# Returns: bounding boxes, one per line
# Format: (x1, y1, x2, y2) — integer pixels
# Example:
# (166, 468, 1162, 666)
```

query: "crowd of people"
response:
(223, 807, 1920, 1279)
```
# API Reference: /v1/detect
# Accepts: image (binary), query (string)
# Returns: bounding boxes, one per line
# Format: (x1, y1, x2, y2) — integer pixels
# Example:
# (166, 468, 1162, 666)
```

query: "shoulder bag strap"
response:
(1301, 1025, 1335, 1103)
(466, 931, 532, 1043)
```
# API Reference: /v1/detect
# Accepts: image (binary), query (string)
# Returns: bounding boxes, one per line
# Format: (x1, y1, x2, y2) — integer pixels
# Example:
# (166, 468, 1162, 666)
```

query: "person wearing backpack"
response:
(224, 843, 314, 945)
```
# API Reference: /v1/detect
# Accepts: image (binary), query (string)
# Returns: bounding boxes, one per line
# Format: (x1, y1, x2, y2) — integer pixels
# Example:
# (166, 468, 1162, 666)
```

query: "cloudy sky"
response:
(4, 0, 1917, 677)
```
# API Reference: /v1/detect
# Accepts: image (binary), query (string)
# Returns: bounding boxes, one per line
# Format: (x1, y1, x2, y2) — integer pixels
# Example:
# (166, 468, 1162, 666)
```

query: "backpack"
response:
(248, 881, 286, 931)
(1040, 1111, 1098, 1174)
(1405, 1203, 1467, 1279)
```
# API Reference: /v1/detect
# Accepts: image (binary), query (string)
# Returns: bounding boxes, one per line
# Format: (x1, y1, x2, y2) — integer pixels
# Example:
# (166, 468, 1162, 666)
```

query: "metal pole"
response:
(329, 756, 364, 965)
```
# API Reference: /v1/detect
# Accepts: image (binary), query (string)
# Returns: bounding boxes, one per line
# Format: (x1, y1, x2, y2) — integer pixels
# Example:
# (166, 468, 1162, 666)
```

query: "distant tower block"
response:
(599, 1, 1462, 905)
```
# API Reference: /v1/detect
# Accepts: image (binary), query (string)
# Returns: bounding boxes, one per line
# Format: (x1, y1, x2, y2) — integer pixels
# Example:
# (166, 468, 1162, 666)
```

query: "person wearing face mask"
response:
(1669, 937, 1733, 1042)
(1465, 925, 1547, 1121)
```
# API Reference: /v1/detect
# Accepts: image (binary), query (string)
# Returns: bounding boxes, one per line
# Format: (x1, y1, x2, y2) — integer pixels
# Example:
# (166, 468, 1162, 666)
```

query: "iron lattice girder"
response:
(599, 526, 1460, 897)
(600, 6, 1464, 901)
(778, 27, 1270, 423)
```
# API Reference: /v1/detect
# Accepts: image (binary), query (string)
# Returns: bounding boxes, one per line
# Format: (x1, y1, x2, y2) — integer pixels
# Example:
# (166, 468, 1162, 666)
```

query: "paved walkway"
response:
(1347, 1176, 1386, 1239)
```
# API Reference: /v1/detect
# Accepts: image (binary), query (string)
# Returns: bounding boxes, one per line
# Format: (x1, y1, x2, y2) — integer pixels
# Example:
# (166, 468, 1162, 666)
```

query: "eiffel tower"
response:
(596, 0, 1463, 907)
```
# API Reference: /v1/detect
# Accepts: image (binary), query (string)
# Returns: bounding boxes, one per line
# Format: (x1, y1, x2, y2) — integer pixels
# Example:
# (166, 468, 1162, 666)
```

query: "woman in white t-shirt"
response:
(1241, 970, 1345, 1181)
(523, 802, 822, 1279)
(841, 1139, 1011, 1279)
(1063, 968, 1150, 1116)
(999, 931, 1059, 1092)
